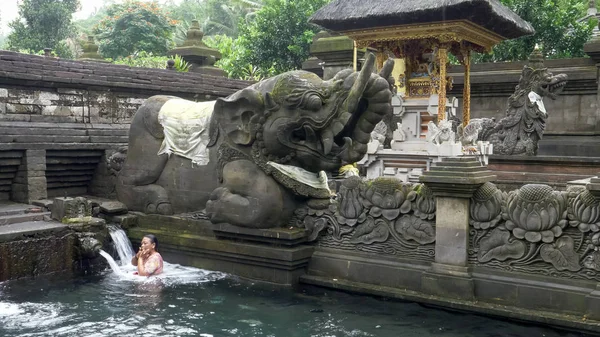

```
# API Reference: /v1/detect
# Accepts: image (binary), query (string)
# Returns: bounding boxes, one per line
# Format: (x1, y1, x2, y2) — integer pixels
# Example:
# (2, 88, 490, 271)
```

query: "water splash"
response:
(107, 225, 135, 265)
(98, 250, 124, 276)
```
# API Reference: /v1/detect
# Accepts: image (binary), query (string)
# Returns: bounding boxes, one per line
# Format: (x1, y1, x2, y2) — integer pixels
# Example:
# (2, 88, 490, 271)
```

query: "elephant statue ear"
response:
(208, 88, 266, 147)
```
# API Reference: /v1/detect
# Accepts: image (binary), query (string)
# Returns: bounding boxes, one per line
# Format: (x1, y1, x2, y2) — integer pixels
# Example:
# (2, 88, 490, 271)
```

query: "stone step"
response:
(0, 201, 39, 216)
(0, 212, 51, 226)
(46, 150, 104, 157)
(46, 157, 102, 164)
(86, 129, 128, 136)
(0, 151, 24, 158)
(0, 221, 67, 243)
(0, 127, 88, 136)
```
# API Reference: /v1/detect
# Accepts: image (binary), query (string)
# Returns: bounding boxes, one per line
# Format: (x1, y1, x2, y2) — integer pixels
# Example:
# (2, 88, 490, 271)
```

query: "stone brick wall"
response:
(0, 50, 251, 124)
(0, 87, 148, 124)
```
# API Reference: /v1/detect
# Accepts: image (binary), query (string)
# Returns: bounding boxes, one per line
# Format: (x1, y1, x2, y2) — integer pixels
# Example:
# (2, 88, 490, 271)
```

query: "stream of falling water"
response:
(107, 224, 135, 265)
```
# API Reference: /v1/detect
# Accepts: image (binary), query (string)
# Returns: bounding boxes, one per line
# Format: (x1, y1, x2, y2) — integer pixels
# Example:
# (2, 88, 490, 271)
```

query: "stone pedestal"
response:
(51, 197, 92, 223)
(168, 20, 225, 76)
(78, 35, 110, 63)
(306, 31, 370, 80)
(419, 157, 496, 299)
(11, 150, 47, 203)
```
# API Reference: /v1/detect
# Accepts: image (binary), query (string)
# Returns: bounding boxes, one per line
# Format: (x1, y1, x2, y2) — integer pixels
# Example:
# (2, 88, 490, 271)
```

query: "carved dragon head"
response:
(512, 66, 568, 103)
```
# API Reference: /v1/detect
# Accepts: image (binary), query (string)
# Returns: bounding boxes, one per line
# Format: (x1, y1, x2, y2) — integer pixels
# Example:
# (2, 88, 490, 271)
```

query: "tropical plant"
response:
(7, 0, 80, 59)
(234, 0, 330, 74)
(112, 51, 190, 72)
(92, 0, 178, 59)
(476, 0, 595, 62)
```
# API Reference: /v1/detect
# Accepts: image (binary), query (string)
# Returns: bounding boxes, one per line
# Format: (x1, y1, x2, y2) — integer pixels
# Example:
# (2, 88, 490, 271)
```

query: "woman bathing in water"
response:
(131, 234, 164, 276)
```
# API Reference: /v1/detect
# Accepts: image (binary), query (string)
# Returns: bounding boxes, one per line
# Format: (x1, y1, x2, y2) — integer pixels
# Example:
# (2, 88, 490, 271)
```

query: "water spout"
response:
(98, 249, 124, 276)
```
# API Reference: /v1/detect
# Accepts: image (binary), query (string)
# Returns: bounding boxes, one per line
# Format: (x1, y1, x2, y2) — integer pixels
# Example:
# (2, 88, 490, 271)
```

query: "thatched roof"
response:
(310, 0, 535, 40)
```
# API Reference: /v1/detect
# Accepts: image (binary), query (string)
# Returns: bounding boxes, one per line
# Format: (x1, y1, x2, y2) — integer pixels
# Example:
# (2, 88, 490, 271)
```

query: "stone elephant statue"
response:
(116, 53, 394, 228)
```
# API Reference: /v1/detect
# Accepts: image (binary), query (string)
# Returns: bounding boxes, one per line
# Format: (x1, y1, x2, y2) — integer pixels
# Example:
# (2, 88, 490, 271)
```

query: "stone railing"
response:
(302, 157, 600, 327)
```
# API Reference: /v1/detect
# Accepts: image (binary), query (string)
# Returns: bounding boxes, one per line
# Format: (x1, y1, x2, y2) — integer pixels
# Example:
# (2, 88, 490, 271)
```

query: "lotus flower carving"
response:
(362, 177, 416, 221)
(470, 182, 504, 229)
(503, 184, 568, 243)
(337, 176, 365, 220)
(413, 184, 436, 220)
(568, 189, 600, 233)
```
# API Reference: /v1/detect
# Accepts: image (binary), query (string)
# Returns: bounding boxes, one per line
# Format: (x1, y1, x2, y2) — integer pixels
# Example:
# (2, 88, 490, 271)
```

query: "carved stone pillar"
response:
(585, 176, 600, 319)
(78, 35, 109, 62)
(583, 35, 600, 136)
(436, 47, 448, 121)
(168, 20, 225, 76)
(419, 157, 496, 300)
(303, 31, 370, 80)
(461, 48, 471, 126)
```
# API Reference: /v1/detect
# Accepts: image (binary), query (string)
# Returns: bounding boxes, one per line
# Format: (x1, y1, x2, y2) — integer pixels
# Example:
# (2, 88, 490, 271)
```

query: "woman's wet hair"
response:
(143, 234, 159, 252)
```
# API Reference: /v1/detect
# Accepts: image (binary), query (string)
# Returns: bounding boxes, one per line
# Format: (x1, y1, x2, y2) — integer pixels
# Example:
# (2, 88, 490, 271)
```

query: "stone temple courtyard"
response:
(2, 0, 600, 335)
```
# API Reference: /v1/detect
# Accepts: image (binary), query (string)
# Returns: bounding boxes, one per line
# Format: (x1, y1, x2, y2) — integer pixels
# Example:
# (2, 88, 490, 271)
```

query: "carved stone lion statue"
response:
(116, 53, 394, 228)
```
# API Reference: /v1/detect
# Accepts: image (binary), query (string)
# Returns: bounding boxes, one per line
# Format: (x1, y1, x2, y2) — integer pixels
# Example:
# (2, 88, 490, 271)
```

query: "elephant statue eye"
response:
(305, 94, 323, 112)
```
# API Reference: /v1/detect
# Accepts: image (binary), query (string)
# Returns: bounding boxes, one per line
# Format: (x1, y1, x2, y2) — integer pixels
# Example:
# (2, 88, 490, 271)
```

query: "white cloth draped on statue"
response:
(157, 99, 216, 166)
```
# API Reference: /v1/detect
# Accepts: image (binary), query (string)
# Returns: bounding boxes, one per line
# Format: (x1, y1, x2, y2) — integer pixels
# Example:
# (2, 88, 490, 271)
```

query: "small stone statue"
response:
(426, 120, 455, 145)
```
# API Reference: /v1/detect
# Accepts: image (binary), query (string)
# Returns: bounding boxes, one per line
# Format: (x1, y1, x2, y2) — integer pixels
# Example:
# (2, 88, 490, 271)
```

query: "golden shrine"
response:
(310, 0, 535, 127)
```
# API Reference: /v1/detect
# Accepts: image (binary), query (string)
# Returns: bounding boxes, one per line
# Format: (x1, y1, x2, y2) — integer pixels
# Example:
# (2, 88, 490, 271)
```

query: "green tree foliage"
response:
(477, 0, 595, 62)
(92, 1, 177, 59)
(165, 0, 206, 25)
(209, 0, 328, 78)
(6, 0, 80, 58)
(113, 51, 190, 72)
(202, 0, 262, 37)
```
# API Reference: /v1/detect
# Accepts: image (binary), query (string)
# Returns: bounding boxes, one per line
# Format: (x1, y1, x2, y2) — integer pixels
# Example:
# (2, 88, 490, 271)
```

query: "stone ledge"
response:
(420, 157, 496, 198)
(0, 220, 67, 243)
(300, 275, 600, 334)
(211, 222, 309, 246)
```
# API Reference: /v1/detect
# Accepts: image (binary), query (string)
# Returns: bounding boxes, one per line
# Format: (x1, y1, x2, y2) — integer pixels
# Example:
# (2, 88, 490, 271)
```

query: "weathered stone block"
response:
(51, 197, 92, 222)
(36, 92, 60, 105)
(0, 88, 7, 97)
(99, 201, 128, 215)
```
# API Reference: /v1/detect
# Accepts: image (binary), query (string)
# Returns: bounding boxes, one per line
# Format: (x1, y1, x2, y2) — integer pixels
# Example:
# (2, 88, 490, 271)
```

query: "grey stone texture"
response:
(10, 149, 47, 203)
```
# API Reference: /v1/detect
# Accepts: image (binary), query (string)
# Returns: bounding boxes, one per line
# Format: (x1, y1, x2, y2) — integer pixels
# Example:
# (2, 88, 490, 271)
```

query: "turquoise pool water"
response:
(0, 262, 592, 337)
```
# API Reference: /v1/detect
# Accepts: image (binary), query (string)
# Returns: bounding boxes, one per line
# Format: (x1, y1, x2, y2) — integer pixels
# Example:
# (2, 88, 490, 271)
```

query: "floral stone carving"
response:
(470, 182, 505, 230)
(568, 189, 600, 233)
(294, 176, 436, 261)
(503, 184, 567, 243)
(471, 183, 588, 278)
